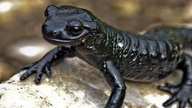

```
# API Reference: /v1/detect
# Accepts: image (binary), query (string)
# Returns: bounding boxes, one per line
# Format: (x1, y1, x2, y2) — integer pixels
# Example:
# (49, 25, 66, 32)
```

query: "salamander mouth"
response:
(43, 34, 82, 46)
(43, 33, 90, 46)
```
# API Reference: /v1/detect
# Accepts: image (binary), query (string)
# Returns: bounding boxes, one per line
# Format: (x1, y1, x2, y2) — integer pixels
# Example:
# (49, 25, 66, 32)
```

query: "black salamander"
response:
(20, 5, 192, 108)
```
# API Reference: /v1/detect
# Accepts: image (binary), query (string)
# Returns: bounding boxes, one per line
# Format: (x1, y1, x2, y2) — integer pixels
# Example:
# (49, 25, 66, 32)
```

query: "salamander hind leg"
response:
(158, 54, 192, 108)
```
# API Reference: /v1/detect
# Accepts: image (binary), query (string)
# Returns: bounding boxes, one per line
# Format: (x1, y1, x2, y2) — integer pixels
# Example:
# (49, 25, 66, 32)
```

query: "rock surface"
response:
(0, 57, 185, 108)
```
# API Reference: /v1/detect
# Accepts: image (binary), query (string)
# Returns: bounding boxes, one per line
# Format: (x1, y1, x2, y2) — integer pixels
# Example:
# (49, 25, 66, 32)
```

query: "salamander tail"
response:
(144, 26, 192, 49)
(179, 27, 192, 49)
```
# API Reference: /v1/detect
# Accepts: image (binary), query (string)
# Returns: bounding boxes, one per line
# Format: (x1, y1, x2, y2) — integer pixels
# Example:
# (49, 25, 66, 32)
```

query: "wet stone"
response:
(0, 57, 184, 108)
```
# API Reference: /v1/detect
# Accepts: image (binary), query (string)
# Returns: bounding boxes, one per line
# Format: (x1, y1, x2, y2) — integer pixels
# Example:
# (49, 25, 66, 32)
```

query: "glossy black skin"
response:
(20, 5, 192, 108)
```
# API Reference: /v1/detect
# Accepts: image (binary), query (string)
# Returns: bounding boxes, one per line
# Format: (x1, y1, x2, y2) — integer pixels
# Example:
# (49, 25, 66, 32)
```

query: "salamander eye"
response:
(68, 26, 83, 36)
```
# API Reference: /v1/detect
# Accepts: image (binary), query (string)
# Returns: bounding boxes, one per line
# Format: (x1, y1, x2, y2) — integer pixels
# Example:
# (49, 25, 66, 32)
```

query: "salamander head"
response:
(42, 5, 99, 46)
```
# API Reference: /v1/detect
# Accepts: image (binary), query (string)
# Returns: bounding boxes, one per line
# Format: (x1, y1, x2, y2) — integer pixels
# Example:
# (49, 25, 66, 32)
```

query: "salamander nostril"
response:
(51, 30, 61, 37)
(53, 31, 58, 35)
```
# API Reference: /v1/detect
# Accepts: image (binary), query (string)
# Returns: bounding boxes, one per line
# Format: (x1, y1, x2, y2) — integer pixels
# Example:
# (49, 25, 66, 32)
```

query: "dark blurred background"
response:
(0, 0, 192, 82)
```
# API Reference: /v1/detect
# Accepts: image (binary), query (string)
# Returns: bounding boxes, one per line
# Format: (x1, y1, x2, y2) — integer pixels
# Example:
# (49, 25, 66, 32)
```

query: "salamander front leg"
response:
(158, 55, 192, 108)
(20, 46, 75, 84)
(103, 61, 126, 108)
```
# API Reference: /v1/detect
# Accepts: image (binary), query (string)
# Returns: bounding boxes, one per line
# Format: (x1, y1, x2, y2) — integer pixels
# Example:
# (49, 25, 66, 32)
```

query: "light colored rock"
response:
(0, 58, 108, 108)
(0, 57, 184, 108)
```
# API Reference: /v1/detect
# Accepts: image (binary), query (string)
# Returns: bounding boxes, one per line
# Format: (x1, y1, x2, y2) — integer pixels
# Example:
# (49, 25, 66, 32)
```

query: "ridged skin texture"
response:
(79, 23, 192, 82)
